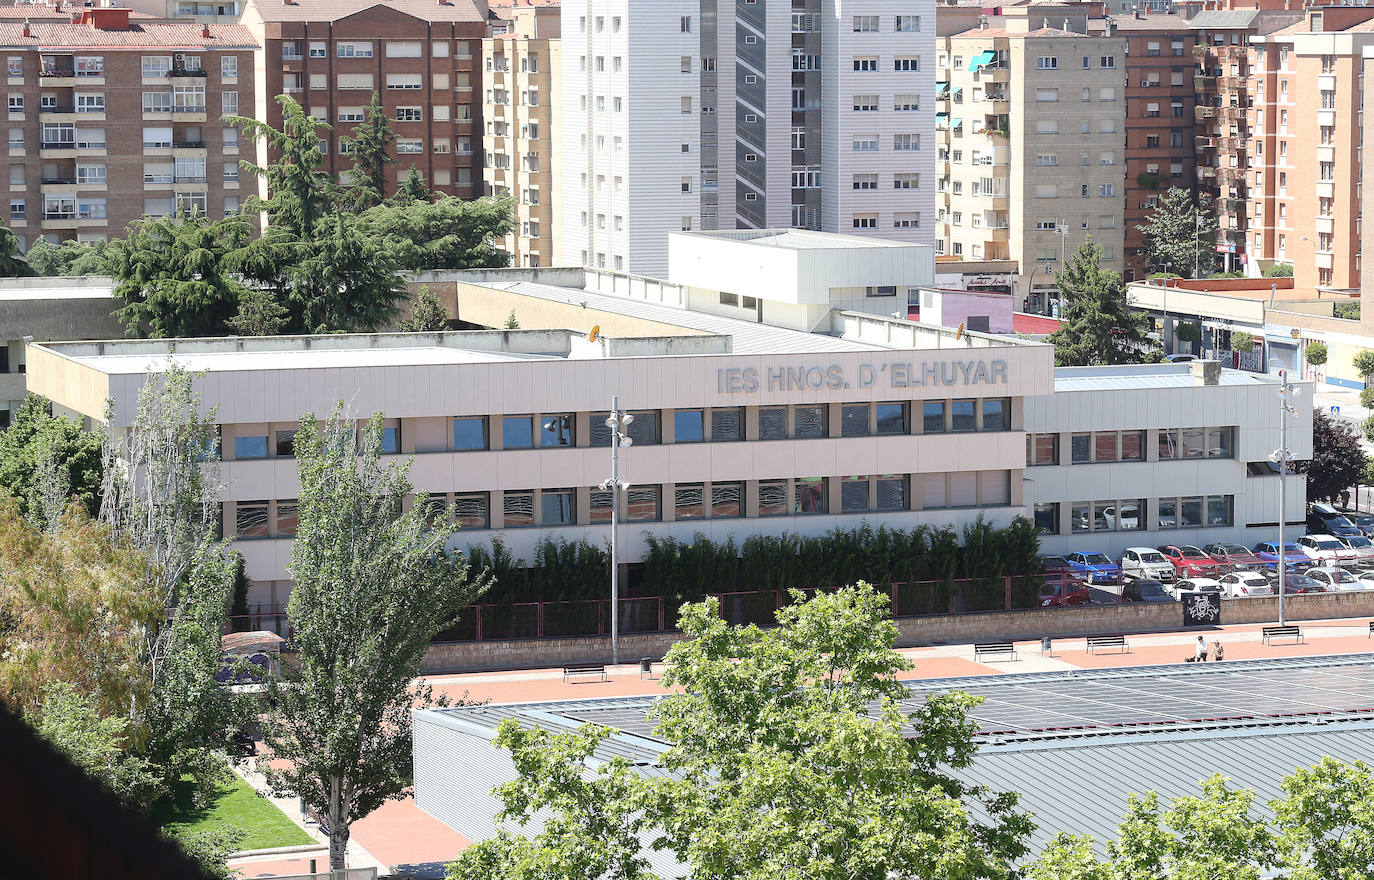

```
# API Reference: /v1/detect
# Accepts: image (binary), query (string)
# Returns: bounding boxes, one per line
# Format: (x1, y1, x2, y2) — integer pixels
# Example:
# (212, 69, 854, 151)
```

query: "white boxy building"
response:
(25, 231, 1309, 607)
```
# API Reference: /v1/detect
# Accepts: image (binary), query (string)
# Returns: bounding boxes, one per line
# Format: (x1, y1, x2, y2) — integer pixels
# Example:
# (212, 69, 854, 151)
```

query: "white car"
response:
(1298, 534, 1362, 567)
(1171, 577, 1224, 598)
(1357, 571, 1374, 590)
(1305, 566, 1365, 591)
(1217, 571, 1274, 597)
(1120, 547, 1175, 582)
(1337, 535, 1374, 567)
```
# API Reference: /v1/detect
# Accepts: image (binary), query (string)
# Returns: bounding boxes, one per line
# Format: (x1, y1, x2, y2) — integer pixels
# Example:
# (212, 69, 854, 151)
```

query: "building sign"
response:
(1182, 592, 1221, 627)
(717, 360, 1009, 393)
(965, 274, 1015, 287)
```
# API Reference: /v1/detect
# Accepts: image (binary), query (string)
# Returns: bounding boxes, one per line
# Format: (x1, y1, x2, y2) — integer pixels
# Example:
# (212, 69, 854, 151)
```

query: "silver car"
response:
(1217, 571, 1274, 597)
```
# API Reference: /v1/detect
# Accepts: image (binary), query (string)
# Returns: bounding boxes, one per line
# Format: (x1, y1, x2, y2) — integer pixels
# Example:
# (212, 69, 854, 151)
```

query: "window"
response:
(541, 488, 575, 526)
(674, 409, 705, 443)
(1035, 88, 1059, 102)
(501, 415, 534, 449)
(758, 480, 788, 517)
(853, 15, 879, 31)
(1159, 426, 1233, 460)
(385, 41, 422, 58)
(982, 398, 1009, 432)
(221, 91, 237, 115)
(852, 214, 878, 230)
(840, 404, 870, 437)
(922, 401, 946, 433)
(1099, 56, 1116, 68)
(794, 478, 826, 514)
(221, 56, 238, 79)
(386, 73, 423, 90)
(758, 407, 787, 440)
(503, 490, 534, 528)
(893, 173, 919, 190)
(234, 435, 268, 459)
(852, 134, 878, 152)
(893, 212, 920, 229)
(1027, 433, 1058, 466)
(852, 173, 878, 190)
(336, 42, 373, 58)
(6, 57, 19, 78)
(893, 57, 920, 72)
(895, 14, 920, 31)
(142, 56, 171, 78)
(7, 96, 21, 114)
(1035, 154, 1058, 167)
(142, 91, 172, 113)
(1034, 502, 1058, 535)
(625, 486, 660, 522)
(794, 406, 827, 440)
(75, 93, 104, 114)
(949, 399, 975, 432)
(711, 482, 743, 518)
(8, 199, 22, 221)
(1037, 56, 1058, 70)
(337, 73, 374, 90)
(236, 501, 269, 538)
(453, 417, 487, 451)
(1098, 183, 1115, 197)
(853, 94, 878, 112)
(395, 106, 423, 122)
(853, 57, 879, 72)
(893, 133, 919, 151)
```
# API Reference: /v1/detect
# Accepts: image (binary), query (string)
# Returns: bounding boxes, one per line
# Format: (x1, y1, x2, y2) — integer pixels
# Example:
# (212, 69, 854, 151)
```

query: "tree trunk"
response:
(329, 820, 350, 871)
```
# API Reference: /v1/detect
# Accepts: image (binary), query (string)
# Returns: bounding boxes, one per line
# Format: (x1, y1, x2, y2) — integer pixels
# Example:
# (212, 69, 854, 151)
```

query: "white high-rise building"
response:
(558, 1, 935, 278)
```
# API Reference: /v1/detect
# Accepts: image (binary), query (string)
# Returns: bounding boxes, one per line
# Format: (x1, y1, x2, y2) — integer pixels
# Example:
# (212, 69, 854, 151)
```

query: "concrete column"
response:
(744, 405, 760, 441)
(490, 490, 505, 528)
(745, 479, 761, 517)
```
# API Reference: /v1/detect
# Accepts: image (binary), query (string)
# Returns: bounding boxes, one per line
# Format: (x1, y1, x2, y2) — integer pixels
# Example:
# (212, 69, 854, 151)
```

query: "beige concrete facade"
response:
(938, 12, 1125, 312)
(482, 6, 559, 268)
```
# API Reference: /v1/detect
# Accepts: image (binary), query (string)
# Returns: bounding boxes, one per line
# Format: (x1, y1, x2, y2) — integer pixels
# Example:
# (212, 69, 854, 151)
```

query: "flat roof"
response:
(681, 229, 913, 250)
(65, 345, 543, 375)
(1053, 363, 1274, 392)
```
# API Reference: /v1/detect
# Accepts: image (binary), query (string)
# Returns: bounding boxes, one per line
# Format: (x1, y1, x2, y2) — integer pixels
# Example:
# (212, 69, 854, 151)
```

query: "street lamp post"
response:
(598, 396, 633, 665)
(1272, 371, 1298, 626)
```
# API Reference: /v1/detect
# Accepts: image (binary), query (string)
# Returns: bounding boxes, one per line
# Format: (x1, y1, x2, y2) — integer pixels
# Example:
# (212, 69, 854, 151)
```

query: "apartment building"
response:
(938, 8, 1126, 315)
(242, 0, 486, 200)
(1116, 12, 1195, 282)
(1248, 6, 1374, 292)
(557, 0, 934, 278)
(0, 8, 257, 249)
(482, 4, 559, 267)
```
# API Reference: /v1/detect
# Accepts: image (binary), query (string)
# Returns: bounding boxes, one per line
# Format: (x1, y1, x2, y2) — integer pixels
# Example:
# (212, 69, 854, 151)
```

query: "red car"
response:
(1038, 579, 1093, 607)
(1157, 545, 1226, 578)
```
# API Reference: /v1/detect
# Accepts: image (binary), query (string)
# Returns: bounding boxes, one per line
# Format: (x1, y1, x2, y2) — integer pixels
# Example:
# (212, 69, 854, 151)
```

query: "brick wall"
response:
(420, 591, 1374, 673)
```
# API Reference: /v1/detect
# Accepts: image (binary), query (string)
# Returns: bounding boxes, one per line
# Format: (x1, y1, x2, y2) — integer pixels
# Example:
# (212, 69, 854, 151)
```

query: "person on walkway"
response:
(1212, 640, 1225, 661)
(1195, 635, 1208, 662)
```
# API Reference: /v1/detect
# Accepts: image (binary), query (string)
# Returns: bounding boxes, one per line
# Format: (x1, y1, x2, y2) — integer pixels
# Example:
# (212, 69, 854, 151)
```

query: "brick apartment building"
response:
(243, 0, 487, 201)
(1115, 11, 1195, 281)
(1, 7, 257, 249)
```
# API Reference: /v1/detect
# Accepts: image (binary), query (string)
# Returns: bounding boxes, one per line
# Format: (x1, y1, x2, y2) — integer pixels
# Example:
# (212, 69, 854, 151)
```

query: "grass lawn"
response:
(154, 771, 315, 852)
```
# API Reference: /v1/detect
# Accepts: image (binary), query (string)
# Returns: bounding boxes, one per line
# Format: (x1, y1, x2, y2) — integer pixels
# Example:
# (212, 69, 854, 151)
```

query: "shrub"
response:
(1230, 331, 1256, 351)
(1262, 263, 1293, 278)
(1306, 341, 1328, 366)
(1176, 322, 1201, 343)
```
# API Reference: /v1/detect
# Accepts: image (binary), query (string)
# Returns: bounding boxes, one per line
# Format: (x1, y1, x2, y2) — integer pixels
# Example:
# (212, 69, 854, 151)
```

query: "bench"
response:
(1368, 621, 1374, 638)
(973, 642, 1017, 661)
(562, 663, 607, 683)
(1262, 625, 1304, 645)
(1086, 634, 1129, 654)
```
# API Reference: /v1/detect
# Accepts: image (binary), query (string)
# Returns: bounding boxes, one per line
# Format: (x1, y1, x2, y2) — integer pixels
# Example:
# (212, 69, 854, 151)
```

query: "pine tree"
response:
(398, 286, 449, 332)
(394, 167, 431, 204)
(228, 95, 336, 239)
(346, 91, 397, 209)
(1046, 238, 1157, 366)
(1136, 186, 1219, 278)
(226, 286, 289, 337)
(0, 225, 34, 277)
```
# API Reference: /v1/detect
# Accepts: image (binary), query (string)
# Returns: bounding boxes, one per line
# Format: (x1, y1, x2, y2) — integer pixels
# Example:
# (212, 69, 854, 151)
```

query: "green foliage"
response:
(1136, 187, 1219, 277)
(1353, 350, 1374, 379)
(504, 309, 520, 329)
(1295, 410, 1366, 503)
(1274, 757, 1374, 880)
(1136, 171, 1160, 189)
(229, 94, 335, 239)
(398, 286, 450, 332)
(396, 167, 432, 203)
(0, 394, 103, 526)
(225, 286, 289, 337)
(228, 552, 249, 628)
(22, 237, 109, 276)
(1362, 415, 1374, 446)
(1210, 270, 1246, 279)
(1263, 263, 1294, 278)
(0, 224, 34, 276)
(345, 91, 397, 209)
(1176, 321, 1201, 343)
(449, 587, 1033, 880)
(1305, 341, 1328, 366)
(105, 213, 252, 338)
(168, 824, 247, 880)
(1363, 387, 1374, 411)
(33, 681, 165, 809)
(1046, 238, 1157, 366)
(264, 406, 492, 869)
(1230, 331, 1256, 351)
(1336, 302, 1361, 320)
(356, 194, 513, 272)
(154, 768, 313, 853)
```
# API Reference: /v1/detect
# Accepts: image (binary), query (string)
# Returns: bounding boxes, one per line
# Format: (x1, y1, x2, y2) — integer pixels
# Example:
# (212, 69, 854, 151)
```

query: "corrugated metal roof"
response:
(1053, 365, 1270, 392)
(485, 280, 886, 354)
(1189, 9, 1261, 29)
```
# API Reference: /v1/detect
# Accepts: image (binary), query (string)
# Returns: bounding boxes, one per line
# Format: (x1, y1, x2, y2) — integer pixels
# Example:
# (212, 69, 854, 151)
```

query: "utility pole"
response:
(1272, 371, 1298, 626)
(598, 396, 633, 665)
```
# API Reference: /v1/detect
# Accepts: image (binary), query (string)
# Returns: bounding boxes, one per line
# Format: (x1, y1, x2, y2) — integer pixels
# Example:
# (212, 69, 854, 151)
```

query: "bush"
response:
(1362, 387, 1374, 410)
(1230, 331, 1256, 351)
(1176, 322, 1201, 343)
(1336, 302, 1361, 321)
(1306, 341, 1329, 366)
(1262, 263, 1294, 278)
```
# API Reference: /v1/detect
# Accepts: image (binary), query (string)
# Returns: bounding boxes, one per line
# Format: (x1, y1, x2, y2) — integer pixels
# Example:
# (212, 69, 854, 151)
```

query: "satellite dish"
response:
(588, 324, 601, 343)
(955, 322, 966, 341)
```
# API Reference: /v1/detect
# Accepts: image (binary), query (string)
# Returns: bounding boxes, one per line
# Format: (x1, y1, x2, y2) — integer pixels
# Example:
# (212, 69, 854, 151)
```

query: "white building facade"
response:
(557, 0, 935, 278)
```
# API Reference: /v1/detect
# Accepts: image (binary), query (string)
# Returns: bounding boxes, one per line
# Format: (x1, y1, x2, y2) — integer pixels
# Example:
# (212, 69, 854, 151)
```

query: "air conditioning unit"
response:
(174, 53, 186, 64)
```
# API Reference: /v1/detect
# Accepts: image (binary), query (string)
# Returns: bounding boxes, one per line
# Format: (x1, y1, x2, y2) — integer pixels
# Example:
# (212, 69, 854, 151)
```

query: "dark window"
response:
(794, 477, 826, 514)
(453, 417, 487, 450)
(841, 476, 869, 511)
(276, 500, 298, 536)
(711, 482, 743, 517)
(625, 485, 660, 521)
(454, 492, 489, 529)
(503, 415, 534, 449)
(981, 397, 1008, 431)
(674, 483, 704, 519)
(1071, 432, 1091, 463)
(540, 414, 574, 447)
(875, 402, 907, 435)
(592, 410, 660, 446)
(541, 488, 575, 525)
(1121, 430, 1144, 461)
(275, 429, 296, 457)
(922, 401, 946, 433)
(503, 489, 535, 527)
(966, 315, 990, 333)
(759, 407, 788, 439)
(1207, 427, 1233, 458)
(951, 399, 976, 432)
(841, 404, 869, 437)
(1158, 428, 1179, 460)
(710, 407, 743, 441)
(675, 409, 705, 443)
(234, 435, 268, 459)
(380, 425, 400, 454)
(589, 489, 613, 524)
(1028, 434, 1058, 465)
(1180, 496, 1203, 527)
(1033, 502, 1057, 534)
(875, 475, 907, 510)
(794, 405, 827, 439)
(236, 500, 269, 537)
(1181, 428, 1205, 458)
(1094, 432, 1118, 462)
(758, 480, 788, 516)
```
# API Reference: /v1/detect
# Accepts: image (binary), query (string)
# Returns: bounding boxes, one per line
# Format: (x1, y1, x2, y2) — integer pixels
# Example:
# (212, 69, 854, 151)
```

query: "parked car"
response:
(1065, 551, 1122, 585)
(1346, 512, 1374, 538)
(1304, 566, 1365, 591)
(1038, 580, 1094, 607)
(1171, 577, 1224, 598)
(1335, 535, 1374, 567)
(1298, 534, 1362, 566)
(1122, 579, 1176, 603)
(1038, 555, 1084, 582)
(1217, 571, 1274, 597)
(1120, 547, 1175, 582)
(1157, 545, 1226, 578)
(1253, 541, 1317, 570)
(1203, 542, 1268, 572)
(1308, 504, 1363, 538)
(1165, 353, 1197, 363)
(1276, 572, 1326, 594)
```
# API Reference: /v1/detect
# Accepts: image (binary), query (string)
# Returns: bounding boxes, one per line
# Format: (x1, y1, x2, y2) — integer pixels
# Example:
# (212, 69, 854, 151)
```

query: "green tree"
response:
(0, 225, 34, 276)
(1305, 341, 1328, 366)
(450, 586, 1033, 880)
(32, 681, 165, 809)
(1136, 187, 1219, 277)
(345, 91, 397, 209)
(357, 195, 513, 272)
(226, 286, 290, 337)
(264, 407, 490, 870)
(398, 286, 449, 332)
(395, 167, 432, 203)
(1046, 238, 1156, 366)
(0, 394, 103, 526)
(228, 94, 335, 239)
(504, 309, 520, 329)
(1296, 410, 1365, 503)
(105, 213, 252, 338)
(1264, 263, 1294, 278)
(1274, 757, 1374, 880)
(1336, 302, 1361, 321)
(286, 212, 406, 333)
(22, 237, 108, 277)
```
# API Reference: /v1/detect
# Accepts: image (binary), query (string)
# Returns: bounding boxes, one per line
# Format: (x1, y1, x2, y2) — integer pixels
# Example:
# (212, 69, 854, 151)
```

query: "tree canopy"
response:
(449, 586, 1033, 880)
(0, 224, 34, 276)
(0, 394, 104, 527)
(1136, 187, 1219, 277)
(345, 91, 397, 209)
(1297, 410, 1365, 502)
(1046, 238, 1157, 366)
(22, 237, 110, 277)
(398, 286, 450, 332)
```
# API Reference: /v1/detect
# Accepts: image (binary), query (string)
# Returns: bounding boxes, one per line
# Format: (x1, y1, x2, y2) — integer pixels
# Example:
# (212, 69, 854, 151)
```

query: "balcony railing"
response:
(43, 211, 75, 220)
(41, 177, 75, 185)
(39, 106, 74, 114)
(166, 68, 209, 78)
(172, 105, 207, 114)
(172, 140, 206, 149)
(40, 140, 74, 149)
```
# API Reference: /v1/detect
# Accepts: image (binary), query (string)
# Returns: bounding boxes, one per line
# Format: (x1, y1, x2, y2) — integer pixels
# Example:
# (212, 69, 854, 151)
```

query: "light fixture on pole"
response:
(1269, 370, 1298, 626)
(598, 395, 633, 665)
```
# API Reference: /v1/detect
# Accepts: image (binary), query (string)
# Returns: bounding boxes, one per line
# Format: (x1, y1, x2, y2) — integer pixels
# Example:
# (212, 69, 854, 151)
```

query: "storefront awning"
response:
(969, 50, 997, 71)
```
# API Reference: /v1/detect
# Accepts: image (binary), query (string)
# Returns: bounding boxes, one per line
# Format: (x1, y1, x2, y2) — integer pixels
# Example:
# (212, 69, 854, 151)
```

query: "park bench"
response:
(1086, 634, 1129, 654)
(973, 642, 1018, 661)
(1262, 625, 1304, 645)
(562, 663, 608, 683)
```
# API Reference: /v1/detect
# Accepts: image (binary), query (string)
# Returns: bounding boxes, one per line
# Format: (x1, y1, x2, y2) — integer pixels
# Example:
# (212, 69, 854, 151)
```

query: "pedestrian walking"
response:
(1195, 635, 1208, 662)
(1212, 640, 1225, 661)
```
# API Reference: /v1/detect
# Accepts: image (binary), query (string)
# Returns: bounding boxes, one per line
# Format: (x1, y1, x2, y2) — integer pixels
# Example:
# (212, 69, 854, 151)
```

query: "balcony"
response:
(1195, 135, 1216, 150)
(1195, 105, 1216, 120)
(1218, 166, 1246, 182)
(166, 68, 209, 78)
(1197, 166, 1217, 180)
(1222, 198, 1245, 213)
(1218, 75, 1246, 90)
(1193, 74, 1216, 90)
